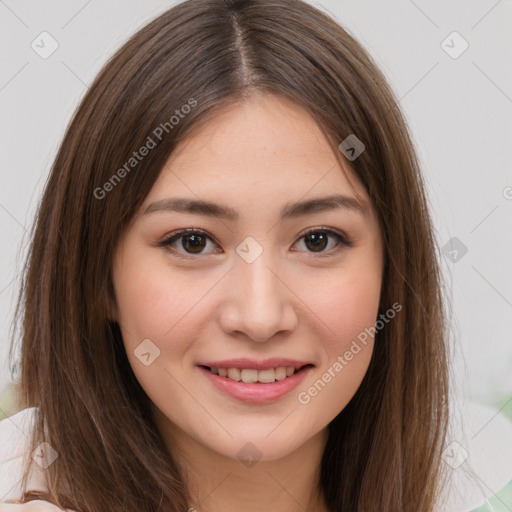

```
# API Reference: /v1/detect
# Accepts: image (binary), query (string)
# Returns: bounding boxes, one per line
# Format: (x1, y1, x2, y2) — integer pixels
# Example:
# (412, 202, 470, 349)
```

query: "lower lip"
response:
(198, 366, 313, 403)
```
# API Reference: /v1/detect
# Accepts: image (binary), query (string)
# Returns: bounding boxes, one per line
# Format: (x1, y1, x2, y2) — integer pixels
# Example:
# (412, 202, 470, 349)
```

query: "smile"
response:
(196, 361, 314, 403)
(203, 365, 310, 383)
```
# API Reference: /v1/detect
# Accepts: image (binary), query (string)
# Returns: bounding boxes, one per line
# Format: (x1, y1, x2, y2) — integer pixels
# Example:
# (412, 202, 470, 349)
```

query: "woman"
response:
(1, 0, 458, 510)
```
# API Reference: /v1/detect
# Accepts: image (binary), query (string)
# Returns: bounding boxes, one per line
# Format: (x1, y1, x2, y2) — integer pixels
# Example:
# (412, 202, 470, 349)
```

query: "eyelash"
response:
(156, 226, 353, 260)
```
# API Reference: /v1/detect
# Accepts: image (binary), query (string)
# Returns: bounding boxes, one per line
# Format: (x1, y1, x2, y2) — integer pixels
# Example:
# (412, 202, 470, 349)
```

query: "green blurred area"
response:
(496, 395, 512, 421)
(472, 481, 512, 512)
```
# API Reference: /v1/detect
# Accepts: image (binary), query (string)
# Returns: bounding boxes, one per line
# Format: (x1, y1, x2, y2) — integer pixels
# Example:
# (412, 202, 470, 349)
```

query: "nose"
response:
(218, 251, 298, 342)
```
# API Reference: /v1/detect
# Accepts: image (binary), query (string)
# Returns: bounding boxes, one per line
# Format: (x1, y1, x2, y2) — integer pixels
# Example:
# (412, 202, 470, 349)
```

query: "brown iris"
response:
(304, 231, 329, 252)
(180, 233, 207, 253)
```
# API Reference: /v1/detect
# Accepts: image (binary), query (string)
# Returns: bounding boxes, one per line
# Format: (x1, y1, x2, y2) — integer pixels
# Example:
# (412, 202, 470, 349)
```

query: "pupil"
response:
(183, 234, 205, 253)
(306, 232, 327, 252)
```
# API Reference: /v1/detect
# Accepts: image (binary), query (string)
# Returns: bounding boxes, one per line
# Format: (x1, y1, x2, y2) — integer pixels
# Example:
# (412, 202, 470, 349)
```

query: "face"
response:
(111, 92, 384, 463)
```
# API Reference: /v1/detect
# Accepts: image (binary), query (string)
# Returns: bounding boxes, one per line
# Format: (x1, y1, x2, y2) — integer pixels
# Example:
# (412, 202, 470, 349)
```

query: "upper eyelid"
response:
(161, 227, 220, 246)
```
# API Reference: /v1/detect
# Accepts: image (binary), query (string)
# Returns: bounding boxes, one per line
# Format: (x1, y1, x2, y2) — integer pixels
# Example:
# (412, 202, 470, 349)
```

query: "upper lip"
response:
(197, 358, 313, 371)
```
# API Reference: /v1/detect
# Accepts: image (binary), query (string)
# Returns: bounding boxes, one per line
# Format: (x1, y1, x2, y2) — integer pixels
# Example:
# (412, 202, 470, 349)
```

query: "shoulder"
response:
(0, 407, 48, 503)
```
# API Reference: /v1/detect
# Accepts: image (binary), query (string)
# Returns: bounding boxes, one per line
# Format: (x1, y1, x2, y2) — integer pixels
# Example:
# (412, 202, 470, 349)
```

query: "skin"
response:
(111, 92, 384, 512)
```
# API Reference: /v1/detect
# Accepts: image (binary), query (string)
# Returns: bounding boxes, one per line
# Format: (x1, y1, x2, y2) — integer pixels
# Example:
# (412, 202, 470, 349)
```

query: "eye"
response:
(293, 227, 353, 255)
(156, 227, 353, 258)
(157, 228, 220, 257)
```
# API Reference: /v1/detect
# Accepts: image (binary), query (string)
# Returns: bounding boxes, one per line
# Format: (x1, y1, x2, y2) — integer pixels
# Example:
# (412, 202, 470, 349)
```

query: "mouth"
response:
(198, 364, 314, 384)
(196, 360, 315, 403)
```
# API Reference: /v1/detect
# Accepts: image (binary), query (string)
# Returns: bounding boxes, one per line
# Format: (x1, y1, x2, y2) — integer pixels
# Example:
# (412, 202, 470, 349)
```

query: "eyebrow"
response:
(142, 194, 368, 221)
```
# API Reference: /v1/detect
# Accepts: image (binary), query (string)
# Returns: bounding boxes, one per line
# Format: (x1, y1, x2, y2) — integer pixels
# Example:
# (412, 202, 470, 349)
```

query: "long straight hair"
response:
(9, 0, 449, 510)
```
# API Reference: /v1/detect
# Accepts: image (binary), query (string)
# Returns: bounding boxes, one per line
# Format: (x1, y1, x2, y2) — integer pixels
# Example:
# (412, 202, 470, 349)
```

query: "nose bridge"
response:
(240, 251, 280, 305)
(235, 234, 281, 295)
(220, 239, 296, 341)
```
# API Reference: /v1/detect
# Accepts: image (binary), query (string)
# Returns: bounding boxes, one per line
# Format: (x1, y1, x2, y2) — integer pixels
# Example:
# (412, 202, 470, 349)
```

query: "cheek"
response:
(313, 257, 382, 351)
(296, 255, 381, 413)
(295, 287, 377, 420)
(113, 251, 209, 342)
(113, 263, 209, 404)
(113, 254, 225, 393)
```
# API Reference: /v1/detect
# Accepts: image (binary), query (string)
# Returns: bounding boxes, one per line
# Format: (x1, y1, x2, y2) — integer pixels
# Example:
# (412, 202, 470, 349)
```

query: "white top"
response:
(0, 407, 50, 505)
(1, 404, 511, 510)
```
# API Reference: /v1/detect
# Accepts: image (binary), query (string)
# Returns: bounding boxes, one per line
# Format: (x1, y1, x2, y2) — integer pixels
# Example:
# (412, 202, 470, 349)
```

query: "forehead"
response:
(142, 92, 369, 214)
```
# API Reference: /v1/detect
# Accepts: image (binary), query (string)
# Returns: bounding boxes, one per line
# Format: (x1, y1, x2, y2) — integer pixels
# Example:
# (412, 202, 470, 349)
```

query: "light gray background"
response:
(1, 0, 512, 493)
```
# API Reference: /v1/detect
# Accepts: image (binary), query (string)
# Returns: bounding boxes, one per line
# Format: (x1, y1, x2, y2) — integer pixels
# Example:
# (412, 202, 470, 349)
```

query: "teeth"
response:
(256, 369, 275, 383)
(275, 367, 287, 381)
(227, 368, 241, 381)
(241, 369, 259, 383)
(210, 366, 302, 383)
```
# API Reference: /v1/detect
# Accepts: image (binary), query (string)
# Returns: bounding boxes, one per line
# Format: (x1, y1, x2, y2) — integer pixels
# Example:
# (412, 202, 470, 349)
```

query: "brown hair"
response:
(9, 0, 449, 510)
